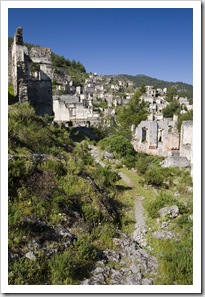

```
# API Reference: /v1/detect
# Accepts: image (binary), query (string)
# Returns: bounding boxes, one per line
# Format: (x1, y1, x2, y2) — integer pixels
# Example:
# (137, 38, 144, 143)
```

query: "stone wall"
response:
(27, 80, 53, 116)
(10, 27, 53, 116)
(180, 121, 193, 161)
(133, 120, 180, 157)
(53, 95, 100, 125)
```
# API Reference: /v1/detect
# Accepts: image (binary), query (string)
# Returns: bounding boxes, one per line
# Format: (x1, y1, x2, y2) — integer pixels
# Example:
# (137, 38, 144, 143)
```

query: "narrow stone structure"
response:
(11, 27, 53, 116)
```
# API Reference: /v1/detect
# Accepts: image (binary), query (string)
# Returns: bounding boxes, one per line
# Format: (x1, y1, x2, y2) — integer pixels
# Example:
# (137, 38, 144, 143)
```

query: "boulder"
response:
(25, 251, 36, 261)
(158, 205, 179, 219)
(103, 151, 114, 159)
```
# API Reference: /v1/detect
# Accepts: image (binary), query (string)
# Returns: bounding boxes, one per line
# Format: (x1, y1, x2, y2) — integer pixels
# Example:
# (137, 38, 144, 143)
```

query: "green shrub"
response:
(82, 204, 102, 225)
(146, 192, 177, 219)
(144, 166, 164, 187)
(95, 166, 120, 187)
(48, 250, 77, 284)
(9, 256, 49, 285)
(99, 135, 136, 158)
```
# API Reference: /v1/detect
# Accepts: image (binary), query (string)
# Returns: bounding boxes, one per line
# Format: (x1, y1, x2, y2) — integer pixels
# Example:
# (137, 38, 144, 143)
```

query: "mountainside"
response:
(105, 74, 193, 97)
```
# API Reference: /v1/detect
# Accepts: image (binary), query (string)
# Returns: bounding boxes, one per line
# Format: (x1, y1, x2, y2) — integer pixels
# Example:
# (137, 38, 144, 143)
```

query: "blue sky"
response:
(8, 8, 193, 84)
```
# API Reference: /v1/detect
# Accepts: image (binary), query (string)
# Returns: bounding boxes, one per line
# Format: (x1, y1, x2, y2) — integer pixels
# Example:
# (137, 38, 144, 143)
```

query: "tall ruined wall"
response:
(180, 121, 193, 161)
(8, 47, 13, 85)
(27, 80, 53, 116)
(10, 27, 53, 116)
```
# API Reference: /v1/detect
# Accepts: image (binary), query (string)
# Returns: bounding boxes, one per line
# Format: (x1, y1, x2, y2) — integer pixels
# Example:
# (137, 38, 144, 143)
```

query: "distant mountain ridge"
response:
(105, 74, 192, 90)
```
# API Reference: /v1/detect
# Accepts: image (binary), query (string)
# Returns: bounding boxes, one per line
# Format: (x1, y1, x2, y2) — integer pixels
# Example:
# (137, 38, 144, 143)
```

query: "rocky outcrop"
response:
(81, 231, 158, 285)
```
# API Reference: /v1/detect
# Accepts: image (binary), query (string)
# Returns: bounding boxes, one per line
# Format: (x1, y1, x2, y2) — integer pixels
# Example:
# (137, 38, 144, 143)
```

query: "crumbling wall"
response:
(11, 27, 53, 116)
(133, 120, 180, 157)
(180, 121, 193, 161)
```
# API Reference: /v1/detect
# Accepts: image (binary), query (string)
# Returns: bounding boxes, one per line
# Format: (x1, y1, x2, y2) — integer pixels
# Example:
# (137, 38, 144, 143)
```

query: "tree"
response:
(166, 87, 178, 102)
(139, 83, 146, 94)
(116, 90, 148, 129)
(162, 100, 180, 118)
(177, 110, 193, 132)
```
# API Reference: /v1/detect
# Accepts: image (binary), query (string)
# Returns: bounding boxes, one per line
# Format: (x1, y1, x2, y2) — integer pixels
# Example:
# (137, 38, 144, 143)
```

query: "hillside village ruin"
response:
(9, 27, 193, 174)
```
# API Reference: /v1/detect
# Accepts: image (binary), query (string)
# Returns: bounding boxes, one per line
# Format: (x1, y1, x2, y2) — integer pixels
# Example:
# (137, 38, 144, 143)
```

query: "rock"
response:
(54, 226, 77, 241)
(103, 151, 114, 159)
(25, 251, 36, 261)
(188, 214, 193, 220)
(161, 221, 169, 228)
(152, 230, 176, 240)
(142, 278, 154, 285)
(158, 205, 179, 219)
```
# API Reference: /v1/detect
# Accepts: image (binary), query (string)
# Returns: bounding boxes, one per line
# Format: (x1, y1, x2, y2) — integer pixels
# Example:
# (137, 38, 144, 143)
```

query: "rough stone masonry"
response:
(10, 27, 53, 116)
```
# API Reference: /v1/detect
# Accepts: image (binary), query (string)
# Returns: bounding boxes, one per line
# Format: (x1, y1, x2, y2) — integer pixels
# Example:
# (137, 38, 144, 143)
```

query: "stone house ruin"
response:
(53, 94, 100, 126)
(10, 27, 53, 116)
(133, 119, 193, 174)
(133, 119, 179, 157)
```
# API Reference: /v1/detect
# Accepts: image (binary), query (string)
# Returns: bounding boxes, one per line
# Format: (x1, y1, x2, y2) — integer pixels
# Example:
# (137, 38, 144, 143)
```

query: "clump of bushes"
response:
(145, 192, 178, 219)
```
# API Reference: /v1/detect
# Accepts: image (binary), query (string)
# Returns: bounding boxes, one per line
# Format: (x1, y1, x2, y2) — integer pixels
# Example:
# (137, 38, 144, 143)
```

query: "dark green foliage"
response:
(48, 234, 97, 284)
(48, 250, 78, 284)
(146, 192, 177, 219)
(136, 154, 163, 175)
(144, 166, 164, 187)
(105, 74, 193, 96)
(165, 87, 178, 102)
(99, 135, 136, 158)
(116, 91, 148, 128)
(95, 166, 120, 187)
(177, 111, 193, 132)
(30, 62, 40, 72)
(162, 100, 180, 118)
(176, 214, 192, 229)
(8, 255, 50, 285)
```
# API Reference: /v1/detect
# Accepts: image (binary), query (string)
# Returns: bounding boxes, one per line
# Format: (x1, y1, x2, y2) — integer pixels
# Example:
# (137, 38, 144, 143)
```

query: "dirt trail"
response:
(89, 145, 147, 245)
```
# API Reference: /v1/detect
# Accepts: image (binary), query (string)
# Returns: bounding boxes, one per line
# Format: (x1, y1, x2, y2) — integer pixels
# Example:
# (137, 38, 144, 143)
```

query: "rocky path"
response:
(89, 145, 147, 246)
(83, 146, 158, 285)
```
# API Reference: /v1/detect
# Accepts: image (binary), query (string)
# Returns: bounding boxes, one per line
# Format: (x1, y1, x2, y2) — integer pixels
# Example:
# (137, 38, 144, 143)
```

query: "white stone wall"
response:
(180, 121, 193, 161)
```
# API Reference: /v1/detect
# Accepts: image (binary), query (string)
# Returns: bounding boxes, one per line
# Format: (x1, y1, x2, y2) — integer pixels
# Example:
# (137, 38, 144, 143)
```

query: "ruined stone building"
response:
(133, 119, 180, 157)
(133, 119, 193, 174)
(10, 27, 53, 116)
(53, 94, 100, 126)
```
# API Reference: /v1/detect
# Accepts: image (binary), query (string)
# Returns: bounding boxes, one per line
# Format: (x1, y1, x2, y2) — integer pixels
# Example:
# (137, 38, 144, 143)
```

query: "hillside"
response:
(9, 37, 193, 99)
(105, 74, 193, 100)
(8, 35, 193, 286)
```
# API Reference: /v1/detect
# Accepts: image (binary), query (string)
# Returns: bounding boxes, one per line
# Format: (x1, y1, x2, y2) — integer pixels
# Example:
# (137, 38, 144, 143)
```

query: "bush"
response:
(146, 192, 177, 219)
(144, 166, 164, 187)
(48, 250, 77, 284)
(95, 166, 120, 187)
(99, 135, 136, 158)
(9, 256, 49, 285)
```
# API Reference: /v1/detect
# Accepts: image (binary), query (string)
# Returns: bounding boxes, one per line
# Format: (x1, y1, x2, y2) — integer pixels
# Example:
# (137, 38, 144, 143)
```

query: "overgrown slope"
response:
(8, 103, 125, 285)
